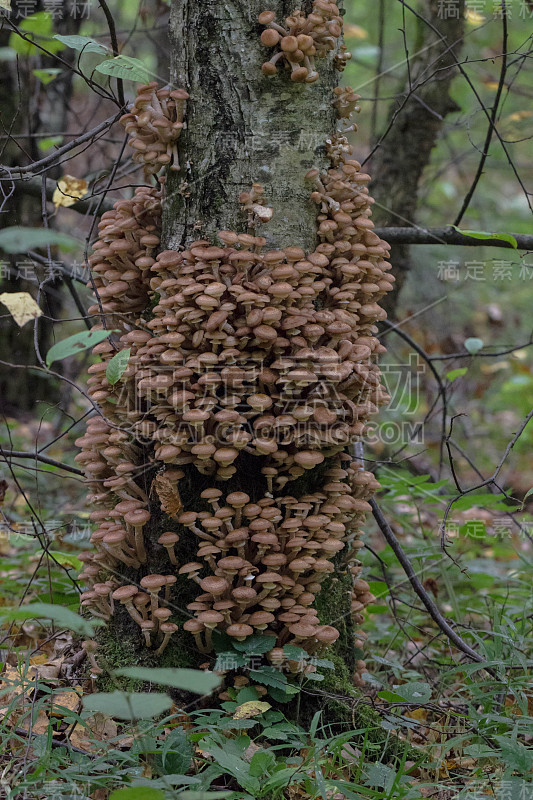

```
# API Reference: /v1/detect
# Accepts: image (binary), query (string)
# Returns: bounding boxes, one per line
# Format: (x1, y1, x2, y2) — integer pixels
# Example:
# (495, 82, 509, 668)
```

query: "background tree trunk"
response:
(0, 0, 83, 414)
(369, 0, 465, 314)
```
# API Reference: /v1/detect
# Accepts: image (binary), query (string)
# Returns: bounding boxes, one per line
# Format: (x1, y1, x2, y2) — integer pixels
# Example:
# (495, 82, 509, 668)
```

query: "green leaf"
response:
(160, 727, 193, 775)
(35, 550, 82, 570)
(249, 750, 276, 778)
(446, 367, 468, 382)
(53, 34, 109, 55)
(282, 645, 309, 661)
(377, 690, 406, 702)
(520, 487, 533, 510)
(235, 686, 260, 705)
(33, 68, 62, 85)
(365, 763, 397, 789)
(267, 685, 300, 703)
(113, 667, 220, 695)
(109, 789, 165, 800)
(452, 225, 518, 249)
(178, 794, 231, 800)
(106, 348, 131, 385)
(83, 691, 172, 720)
(232, 634, 277, 654)
(393, 681, 432, 703)
(464, 337, 484, 354)
(196, 743, 258, 794)
(46, 329, 119, 367)
(248, 667, 288, 690)
(9, 12, 66, 56)
(38, 136, 63, 153)
(1, 602, 96, 636)
(453, 493, 515, 511)
(492, 736, 533, 772)
(95, 55, 152, 82)
(0, 226, 79, 254)
(310, 657, 334, 669)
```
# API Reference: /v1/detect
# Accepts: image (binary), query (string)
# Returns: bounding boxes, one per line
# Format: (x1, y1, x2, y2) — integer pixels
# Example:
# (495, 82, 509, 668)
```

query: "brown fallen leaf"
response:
(29, 658, 63, 682)
(18, 709, 51, 735)
(152, 472, 183, 518)
(70, 712, 118, 752)
(49, 687, 83, 717)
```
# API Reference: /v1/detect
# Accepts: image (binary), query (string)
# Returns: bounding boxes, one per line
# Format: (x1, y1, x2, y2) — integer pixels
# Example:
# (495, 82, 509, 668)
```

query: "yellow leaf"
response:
(233, 700, 271, 719)
(52, 175, 88, 208)
(49, 688, 82, 716)
(0, 292, 42, 327)
(465, 8, 485, 23)
(405, 707, 428, 722)
(343, 23, 368, 39)
(30, 654, 49, 666)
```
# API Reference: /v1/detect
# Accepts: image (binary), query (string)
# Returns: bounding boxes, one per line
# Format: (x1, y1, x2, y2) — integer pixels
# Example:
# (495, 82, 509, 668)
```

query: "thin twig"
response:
(453, 2, 508, 225)
(0, 449, 83, 476)
(370, 498, 497, 673)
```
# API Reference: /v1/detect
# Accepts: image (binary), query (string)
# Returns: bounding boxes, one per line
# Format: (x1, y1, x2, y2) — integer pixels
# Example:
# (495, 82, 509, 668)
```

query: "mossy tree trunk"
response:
(99, 0, 359, 696)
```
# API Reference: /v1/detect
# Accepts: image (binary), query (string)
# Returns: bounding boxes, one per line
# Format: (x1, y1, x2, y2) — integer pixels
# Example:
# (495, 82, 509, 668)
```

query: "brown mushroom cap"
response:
(140, 574, 168, 591)
(200, 576, 229, 596)
(226, 623, 254, 639)
(124, 508, 151, 526)
(160, 621, 179, 634)
(315, 625, 339, 644)
(289, 622, 317, 639)
(112, 585, 139, 601)
(183, 618, 204, 634)
(158, 531, 180, 546)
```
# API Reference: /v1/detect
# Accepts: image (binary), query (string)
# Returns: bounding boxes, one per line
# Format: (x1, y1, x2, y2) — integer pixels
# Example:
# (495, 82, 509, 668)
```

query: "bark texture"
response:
(369, 0, 465, 313)
(164, 0, 337, 251)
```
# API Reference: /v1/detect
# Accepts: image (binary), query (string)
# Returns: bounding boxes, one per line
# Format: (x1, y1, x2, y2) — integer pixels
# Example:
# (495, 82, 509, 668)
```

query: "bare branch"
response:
(374, 226, 533, 250)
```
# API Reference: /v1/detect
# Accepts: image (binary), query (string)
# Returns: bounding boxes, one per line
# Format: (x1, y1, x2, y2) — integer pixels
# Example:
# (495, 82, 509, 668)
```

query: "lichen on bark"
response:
(164, 1, 338, 251)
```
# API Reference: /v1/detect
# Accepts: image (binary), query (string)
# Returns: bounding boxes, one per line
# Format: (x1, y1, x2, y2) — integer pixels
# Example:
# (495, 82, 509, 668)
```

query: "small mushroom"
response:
(155, 621, 179, 655)
(158, 531, 180, 565)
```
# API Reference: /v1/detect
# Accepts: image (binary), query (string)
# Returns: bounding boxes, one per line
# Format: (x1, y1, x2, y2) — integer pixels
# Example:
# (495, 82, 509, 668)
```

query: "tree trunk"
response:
(164, 0, 336, 252)
(0, 0, 84, 414)
(369, 0, 465, 314)
(95, 0, 362, 695)
(89, 3, 398, 740)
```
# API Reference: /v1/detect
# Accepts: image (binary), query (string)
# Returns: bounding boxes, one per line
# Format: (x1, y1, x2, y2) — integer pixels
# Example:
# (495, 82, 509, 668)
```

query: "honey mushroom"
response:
(258, 2, 347, 83)
(120, 83, 189, 176)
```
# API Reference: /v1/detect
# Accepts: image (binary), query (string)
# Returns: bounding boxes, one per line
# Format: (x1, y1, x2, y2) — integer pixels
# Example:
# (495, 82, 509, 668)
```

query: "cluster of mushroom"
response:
(258, 1, 349, 82)
(332, 86, 361, 124)
(76, 447, 378, 662)
(177, 455, 379, 659)
(76, 76, 392, 677)
(86, 185, 162, 336)
(98, 218, 391, 484)
(120, 81, 189, 176)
